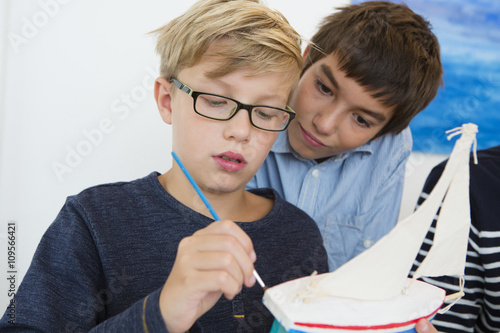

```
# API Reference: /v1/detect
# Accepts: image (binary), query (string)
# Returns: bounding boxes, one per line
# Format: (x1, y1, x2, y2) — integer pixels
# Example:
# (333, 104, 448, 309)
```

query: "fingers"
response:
(176, 244, 251, 292)
(180, 267, 244, 300)
(178, 219, 257, 290)
(415, 319, 438, 333)
(194, 219, 256, 262)
(183, 221, 257, 287)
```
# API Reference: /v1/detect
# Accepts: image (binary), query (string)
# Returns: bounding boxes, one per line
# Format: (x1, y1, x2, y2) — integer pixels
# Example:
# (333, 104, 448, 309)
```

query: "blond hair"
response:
(152, 0, 302, 87)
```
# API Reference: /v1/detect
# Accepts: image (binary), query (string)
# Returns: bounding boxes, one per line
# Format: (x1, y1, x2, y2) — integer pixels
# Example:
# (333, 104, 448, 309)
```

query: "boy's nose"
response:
(224, 108, 252, 142)
(314, 106, 342, 135)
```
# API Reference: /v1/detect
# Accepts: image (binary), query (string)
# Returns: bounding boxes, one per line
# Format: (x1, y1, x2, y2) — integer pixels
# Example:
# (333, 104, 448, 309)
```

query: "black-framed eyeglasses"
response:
(170, 78, 295, 132)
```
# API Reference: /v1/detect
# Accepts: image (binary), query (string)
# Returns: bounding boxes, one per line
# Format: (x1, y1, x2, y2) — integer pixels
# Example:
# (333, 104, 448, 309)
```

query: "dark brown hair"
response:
(304, 1, 443, 137)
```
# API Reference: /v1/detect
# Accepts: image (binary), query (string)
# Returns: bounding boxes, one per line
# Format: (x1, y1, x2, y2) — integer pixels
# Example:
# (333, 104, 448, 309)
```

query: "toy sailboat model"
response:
(264, 123, 478, 333)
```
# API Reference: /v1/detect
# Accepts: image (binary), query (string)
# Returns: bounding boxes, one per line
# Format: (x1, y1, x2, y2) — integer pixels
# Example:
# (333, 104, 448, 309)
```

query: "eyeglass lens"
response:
(195, 94, 289, 131)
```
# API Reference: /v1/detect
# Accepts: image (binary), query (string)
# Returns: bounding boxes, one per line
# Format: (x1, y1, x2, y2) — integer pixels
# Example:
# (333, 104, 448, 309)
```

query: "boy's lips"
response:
(213, 151, 247, 172)
(299, 124, 326, 148)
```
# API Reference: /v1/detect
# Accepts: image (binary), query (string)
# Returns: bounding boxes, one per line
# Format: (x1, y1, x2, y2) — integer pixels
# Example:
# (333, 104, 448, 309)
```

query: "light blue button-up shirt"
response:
(247, 127, 412, 271)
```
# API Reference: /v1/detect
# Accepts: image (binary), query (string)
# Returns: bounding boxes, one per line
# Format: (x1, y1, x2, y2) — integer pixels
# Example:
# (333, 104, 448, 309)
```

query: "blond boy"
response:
(0, 1, 328, 331)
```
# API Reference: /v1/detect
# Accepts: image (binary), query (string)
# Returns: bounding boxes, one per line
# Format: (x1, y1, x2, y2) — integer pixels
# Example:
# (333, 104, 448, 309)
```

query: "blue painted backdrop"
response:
(353, 0, 500, 153)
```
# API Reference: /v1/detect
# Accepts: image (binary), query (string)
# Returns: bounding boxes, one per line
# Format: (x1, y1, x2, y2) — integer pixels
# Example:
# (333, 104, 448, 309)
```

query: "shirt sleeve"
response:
(0, 198, 169, 332)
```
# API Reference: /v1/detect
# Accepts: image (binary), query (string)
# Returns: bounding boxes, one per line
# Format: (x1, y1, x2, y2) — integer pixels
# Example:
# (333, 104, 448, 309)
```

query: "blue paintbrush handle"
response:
(171, 152, 220, 220)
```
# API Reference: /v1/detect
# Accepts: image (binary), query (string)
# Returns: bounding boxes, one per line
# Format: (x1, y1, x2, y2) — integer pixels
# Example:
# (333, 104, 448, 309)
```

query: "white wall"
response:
(0, 0, 353, 312)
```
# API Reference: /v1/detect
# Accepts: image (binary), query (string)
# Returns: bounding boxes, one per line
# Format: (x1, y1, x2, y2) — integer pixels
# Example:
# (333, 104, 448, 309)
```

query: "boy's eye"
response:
(315, 79, 332, 95)
(354, 114, 371, 128)
(207, 99, 227, 107)
(199, 95, 229, 108)
(254, 108, 273, 120)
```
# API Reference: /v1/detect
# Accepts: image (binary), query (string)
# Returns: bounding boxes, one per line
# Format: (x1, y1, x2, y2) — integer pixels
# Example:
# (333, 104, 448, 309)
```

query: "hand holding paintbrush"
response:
(171, 152, 267, 291)
(159, 213, 258, 332)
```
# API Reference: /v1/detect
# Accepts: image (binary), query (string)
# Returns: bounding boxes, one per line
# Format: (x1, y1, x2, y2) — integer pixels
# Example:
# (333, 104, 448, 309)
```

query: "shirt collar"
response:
(271, 130, 374, 162)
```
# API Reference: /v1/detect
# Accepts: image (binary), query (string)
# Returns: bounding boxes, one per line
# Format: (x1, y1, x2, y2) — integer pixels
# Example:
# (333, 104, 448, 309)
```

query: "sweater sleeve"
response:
(0, 198, 169, 332)
(89, 288, 168, 332)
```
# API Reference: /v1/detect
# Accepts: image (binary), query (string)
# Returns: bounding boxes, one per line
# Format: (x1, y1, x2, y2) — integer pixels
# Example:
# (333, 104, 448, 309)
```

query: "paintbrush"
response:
(171, 152, 268, 292)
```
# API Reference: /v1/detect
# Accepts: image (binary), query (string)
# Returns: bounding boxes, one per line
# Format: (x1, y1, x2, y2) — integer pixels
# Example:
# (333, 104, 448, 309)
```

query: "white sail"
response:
(411, 126, 475, 281)
(311, 123, 477, 300)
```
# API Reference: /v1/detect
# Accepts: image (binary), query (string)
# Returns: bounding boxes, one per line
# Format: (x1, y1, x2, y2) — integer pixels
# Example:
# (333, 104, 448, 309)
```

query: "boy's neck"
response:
(315, 157, 330, 164)
(158, 171, 273, 222)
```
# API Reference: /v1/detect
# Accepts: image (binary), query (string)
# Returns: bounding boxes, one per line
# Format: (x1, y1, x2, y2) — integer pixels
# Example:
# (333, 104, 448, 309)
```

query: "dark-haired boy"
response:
(248, 0, 443, 272)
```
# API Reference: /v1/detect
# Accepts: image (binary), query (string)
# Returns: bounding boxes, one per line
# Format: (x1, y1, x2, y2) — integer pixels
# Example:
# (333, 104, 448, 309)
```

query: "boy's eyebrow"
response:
(359, 106, 387, 122)
(204, 77, 288, 106)
(320, 64, 340, 91)
(320, 64, 387, 122)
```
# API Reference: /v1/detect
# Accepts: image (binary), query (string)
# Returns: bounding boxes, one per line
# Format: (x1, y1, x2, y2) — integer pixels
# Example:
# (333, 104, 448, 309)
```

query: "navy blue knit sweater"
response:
(0, 172, 328, 332)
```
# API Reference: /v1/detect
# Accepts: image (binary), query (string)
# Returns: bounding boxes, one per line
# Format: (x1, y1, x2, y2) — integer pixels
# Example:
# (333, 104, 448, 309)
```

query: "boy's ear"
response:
(154, 77, 173, 125)
(302, 45, 310, 62)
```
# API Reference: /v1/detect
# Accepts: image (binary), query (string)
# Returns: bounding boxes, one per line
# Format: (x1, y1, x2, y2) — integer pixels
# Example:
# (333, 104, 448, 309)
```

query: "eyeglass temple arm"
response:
(171, 78, 193, 95)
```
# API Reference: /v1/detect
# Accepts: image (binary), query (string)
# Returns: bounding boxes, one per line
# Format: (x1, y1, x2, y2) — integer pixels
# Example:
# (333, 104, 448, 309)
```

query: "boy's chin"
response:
(205, 178, 247, 195)
(289, 140, 328, 160)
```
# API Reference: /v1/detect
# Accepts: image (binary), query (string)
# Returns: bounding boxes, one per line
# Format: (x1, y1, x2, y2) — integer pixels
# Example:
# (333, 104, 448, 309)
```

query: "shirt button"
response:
(311, 169, 320, 178)
(363, 239, 374, 248)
